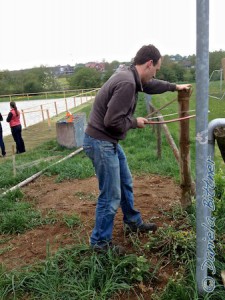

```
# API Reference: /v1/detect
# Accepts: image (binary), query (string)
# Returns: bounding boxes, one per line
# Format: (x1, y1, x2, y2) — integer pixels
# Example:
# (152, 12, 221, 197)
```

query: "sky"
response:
(0, 0, 224, 71)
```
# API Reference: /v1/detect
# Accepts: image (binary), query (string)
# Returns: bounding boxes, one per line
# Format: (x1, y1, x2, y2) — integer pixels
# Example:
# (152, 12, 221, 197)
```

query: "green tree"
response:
(209, 50, 225, 75)
(102, 69, 114, 83)
(187, 54, 196, 66)
(0, 71, 24, 94)
(105, 60, 120, 72)
(24, 66, 60, 92)
(157, 65, 177, 82)
(172, 63, 185, 82)
(68, 67, 101, 89)
(0, 66, 60, 95)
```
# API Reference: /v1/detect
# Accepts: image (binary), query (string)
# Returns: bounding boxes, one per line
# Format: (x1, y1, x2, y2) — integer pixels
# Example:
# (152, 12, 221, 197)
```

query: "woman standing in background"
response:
(0, 112, 6, 157)
(6, 101, 26, 154)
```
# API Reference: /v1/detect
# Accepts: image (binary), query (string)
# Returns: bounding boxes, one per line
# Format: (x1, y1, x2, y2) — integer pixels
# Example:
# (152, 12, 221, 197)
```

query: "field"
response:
(1, 85, 225, 299)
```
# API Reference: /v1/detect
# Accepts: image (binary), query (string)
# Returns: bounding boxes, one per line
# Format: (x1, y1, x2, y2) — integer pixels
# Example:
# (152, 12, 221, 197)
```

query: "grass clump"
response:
(63, 213, 82, 229)
(45, 151, 94, 181)
(0, 189, 60, 234)
(0, 189, 43, 234)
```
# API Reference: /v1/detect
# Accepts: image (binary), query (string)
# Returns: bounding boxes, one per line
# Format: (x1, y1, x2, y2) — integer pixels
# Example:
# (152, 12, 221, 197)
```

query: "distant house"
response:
(53, 65, 74, 76)
(60, 65, 74, 75)
(85, 62, 105, 72)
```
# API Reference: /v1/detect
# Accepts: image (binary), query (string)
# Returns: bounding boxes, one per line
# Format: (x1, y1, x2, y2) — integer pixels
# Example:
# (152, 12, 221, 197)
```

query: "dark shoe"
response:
(91, 242, 126, 256)
(125, 222, 157, 234)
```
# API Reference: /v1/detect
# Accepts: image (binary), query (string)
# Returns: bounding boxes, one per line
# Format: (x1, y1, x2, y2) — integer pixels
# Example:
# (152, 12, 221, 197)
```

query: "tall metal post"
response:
(196, 0, 210, 294)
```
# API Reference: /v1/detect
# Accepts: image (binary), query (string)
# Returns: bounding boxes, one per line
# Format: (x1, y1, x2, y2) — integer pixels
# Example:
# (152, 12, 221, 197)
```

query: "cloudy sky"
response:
(0, 0, 224, 70)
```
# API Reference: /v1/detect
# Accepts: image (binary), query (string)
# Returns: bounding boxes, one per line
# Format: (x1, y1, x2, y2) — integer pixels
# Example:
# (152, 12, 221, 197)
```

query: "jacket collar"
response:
(130, 64, 143, 92)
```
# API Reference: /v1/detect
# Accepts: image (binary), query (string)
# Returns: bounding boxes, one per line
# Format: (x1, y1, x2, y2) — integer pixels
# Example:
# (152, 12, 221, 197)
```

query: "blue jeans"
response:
(0, 129, 6, 156)
(83, 133, 142, 247)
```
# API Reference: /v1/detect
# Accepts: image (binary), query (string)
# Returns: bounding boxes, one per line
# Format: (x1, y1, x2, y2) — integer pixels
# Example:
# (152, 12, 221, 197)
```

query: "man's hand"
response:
(176, 84, 192, 91)
(136, 117, 148, 128)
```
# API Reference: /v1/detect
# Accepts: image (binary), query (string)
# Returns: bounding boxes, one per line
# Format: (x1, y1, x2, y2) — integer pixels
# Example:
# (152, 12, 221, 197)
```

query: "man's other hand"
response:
(176, 84, 192, 91)
(137, 117, 148, 128)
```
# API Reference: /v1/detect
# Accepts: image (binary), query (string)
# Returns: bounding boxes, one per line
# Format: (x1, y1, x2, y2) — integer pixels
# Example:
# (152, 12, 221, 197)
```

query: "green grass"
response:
(0, 246, 147, 299)
(57, 76, 70, 90)
(0, 189, 64, 234)
(0, 189, 42, 234)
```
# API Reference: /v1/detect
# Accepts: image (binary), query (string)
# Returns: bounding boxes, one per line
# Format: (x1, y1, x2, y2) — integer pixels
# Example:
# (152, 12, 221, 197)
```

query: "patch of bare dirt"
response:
(0, 174, 182, 299)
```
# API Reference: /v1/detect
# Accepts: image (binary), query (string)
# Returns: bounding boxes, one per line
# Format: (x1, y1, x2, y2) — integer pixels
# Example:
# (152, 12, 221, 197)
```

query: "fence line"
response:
(0, 88, 99, 102)
(1, 88, 99, 137)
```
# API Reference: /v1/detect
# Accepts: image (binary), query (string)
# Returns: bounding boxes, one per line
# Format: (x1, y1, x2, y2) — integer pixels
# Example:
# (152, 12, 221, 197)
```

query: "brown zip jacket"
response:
(85, 65, 176, 143)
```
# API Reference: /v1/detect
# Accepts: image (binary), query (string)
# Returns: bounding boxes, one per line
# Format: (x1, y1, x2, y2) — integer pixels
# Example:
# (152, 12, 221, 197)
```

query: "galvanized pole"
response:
(196, 0, 210, 294)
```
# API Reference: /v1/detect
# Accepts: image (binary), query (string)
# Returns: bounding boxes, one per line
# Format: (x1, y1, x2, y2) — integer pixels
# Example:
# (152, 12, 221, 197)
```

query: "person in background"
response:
(83, 44, 191, 254)
(0, 112, 6, 157)
(6, 101, 26, 154)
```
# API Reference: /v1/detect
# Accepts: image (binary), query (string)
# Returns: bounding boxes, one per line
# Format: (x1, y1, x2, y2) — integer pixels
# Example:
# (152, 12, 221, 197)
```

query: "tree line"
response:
(0, 50, 224, 95)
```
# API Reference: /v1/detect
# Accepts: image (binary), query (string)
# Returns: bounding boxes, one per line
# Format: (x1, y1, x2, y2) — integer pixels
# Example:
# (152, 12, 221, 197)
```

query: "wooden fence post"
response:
(149, 104, 180, 162)
(12, 145, 16, 177)
(40, 105, 45, 121)
(54, 102, 58, 116)
(222, 58, 225, 83)
(150, 106, 156, 134)
(178, 89, 194, 208)
(46, 109, 51, 129)
(156, 122, 162, 159)
(21, 109, 27, 128)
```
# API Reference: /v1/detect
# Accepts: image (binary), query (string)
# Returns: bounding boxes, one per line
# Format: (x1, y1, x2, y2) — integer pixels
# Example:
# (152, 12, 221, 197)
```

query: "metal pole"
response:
(196, 0, 210, 294)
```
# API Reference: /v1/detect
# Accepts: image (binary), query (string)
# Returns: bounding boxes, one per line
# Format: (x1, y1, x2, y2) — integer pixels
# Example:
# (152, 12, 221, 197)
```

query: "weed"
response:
(63, 213, 82, 229)
(0, 245, 13, 255)
(42, 209, 59, 225)
(74, 191, 86, 199)
(125, 233, 143, 252)
(0, 237, 12, 244)
(74, 191, 97, 201)
(131, 256, 152, 282)
(145, 226, 195, 264)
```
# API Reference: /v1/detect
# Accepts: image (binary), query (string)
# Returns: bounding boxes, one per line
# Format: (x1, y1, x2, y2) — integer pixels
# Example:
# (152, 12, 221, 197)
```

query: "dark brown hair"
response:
(133, 44, 161, 66)
(10, 101, 19, 116)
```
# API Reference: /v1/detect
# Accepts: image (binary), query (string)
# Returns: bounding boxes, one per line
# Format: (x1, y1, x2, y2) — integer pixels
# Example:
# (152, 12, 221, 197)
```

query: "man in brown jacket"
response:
(83, 44, 191, 254)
